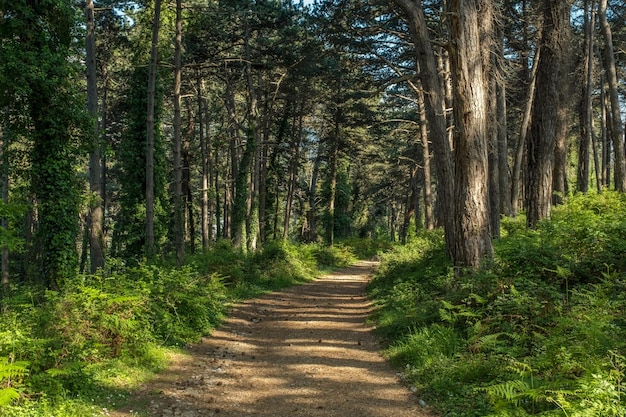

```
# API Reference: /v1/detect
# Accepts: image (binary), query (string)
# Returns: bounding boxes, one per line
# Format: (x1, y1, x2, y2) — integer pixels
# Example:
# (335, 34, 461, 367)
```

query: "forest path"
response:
(113, 261, 435, 417)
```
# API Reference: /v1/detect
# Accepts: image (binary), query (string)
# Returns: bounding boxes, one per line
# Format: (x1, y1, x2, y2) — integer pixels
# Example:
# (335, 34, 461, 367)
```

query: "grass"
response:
(368, 192, 626, 416)
(0, 239, 361, 416)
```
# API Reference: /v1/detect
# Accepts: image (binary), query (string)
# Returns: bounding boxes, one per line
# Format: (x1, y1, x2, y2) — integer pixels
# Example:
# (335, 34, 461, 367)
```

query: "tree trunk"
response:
(145, 0, 162, 256)
(489, 75, 501, 239)
(600, 74, 610, 188)
(496, 63, 511, 215)
(447, 0, 493, 267)
(598, 0, 626, 191)
(393, 0, 455, 257)
(225, 79, 240, 240)
(512, 49, 539, 216)
(553, 45, 572, 205)
(400, 165, 419, 244)
(416, 84, 434, 230)
(85, 0, 104, 272)
(327, 133, 340, 246)
(183, 98, 194, 253)
(306, 150, 321, 242)
(172, 0, 184, 264)
(526, 0, 568, 228)
(577, 0, 594, 194)
(283, 105, 302, 240)
(1, 110, 8, 291)
(198, 77, 211, 249)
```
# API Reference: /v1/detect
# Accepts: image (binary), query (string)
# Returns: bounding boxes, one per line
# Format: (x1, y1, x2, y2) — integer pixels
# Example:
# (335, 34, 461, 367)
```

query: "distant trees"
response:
(0, 0, 625, 284)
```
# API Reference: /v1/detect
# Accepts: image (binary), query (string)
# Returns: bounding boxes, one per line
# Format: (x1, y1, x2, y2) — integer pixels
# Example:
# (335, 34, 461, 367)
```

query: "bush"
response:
(368, 192, 626, 416)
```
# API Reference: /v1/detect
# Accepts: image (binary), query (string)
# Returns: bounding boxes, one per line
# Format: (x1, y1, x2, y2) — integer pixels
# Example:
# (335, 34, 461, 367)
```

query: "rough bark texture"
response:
(448, 0, 493, 267)
(392, 0, 455, 256)
(526, 0, 567, 228)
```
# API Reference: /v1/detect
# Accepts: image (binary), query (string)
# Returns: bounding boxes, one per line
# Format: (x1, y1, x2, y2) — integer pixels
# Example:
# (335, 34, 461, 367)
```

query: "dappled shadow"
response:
(113, 261, 435, 417)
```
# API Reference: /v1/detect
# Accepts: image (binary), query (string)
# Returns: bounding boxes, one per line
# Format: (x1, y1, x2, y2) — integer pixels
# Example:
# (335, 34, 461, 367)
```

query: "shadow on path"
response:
(114, 261, 435, 417)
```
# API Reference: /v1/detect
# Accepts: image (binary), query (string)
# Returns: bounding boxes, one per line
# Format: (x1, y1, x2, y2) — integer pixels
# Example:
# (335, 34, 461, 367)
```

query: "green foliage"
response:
(113, 65, 168, 261)
(311, 243, 357, 268)
(0, 357, 28, 407)
(0, 201, 26, 252)
(368, 192, 626, 416)
(0, 240, 346, 415)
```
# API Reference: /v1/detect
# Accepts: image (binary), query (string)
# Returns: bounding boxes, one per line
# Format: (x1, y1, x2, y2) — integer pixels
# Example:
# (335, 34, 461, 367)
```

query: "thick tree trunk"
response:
(145, 0, 162, 256)
(598, 0, 626, 191)
(85, 0, 104, 272)
(553, 16, 572, 205)
(526, 0, 568, 228)
(447, 0, 493, 267)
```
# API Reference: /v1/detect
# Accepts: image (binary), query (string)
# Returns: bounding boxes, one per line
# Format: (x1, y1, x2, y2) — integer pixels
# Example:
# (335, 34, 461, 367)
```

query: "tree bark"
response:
(526, 0, 568, 228)
(85, 0, 104, 272)
(511, 49, 539, 216)
(447, 0, 493, 267)
(145, 0, 162, 256)
(392, 0, 455, 257)
(553, 44, 572, 205)
(416, 83, 434, 230)
(598, 0, 626, 191)
(577, 0, 594, 194)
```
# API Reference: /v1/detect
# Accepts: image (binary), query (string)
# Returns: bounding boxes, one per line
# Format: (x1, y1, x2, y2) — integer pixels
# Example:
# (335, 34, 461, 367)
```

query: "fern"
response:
(0, 357, 28, 407)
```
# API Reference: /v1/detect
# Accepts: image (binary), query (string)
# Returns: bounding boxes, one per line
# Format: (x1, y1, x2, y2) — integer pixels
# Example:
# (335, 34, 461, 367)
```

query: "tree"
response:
(598, 0, 626, 192)
(447, 0, 493, 266)
(146, 0, 162, 256)
(86, 0, 105, 272)
(392, 0, 456, 257)
(9, 0, 84, 287)
(172, 0, 184, 263)
(526, 0, 569, 228)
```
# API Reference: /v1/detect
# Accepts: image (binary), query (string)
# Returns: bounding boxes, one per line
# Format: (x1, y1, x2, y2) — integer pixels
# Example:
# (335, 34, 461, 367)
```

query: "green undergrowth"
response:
(368, 191, 626, 416)
(0, 240, 360, 416)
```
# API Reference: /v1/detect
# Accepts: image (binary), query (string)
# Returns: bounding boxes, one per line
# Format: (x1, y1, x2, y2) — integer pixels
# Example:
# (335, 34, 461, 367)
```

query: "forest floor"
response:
(110, 261, 435, 417)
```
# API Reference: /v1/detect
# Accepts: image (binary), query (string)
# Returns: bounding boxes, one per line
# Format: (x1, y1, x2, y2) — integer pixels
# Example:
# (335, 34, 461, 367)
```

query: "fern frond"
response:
(0, 387, 20, 407)
(0, 357, 28, 381)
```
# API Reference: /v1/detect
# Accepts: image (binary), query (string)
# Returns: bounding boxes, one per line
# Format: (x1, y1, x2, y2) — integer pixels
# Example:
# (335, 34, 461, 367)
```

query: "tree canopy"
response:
(0, 0, 625, 278)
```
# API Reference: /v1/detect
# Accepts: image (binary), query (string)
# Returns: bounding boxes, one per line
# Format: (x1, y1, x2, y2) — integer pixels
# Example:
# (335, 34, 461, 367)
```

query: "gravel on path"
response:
(112, 260, 436, 417)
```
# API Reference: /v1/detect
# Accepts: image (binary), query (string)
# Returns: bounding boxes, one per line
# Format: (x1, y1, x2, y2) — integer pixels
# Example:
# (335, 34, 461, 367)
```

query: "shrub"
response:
(368, 192, 626, 416)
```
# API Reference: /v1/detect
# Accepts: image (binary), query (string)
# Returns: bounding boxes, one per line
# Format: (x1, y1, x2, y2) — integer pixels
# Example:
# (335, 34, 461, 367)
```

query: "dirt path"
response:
(114, 261, 435, 417)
